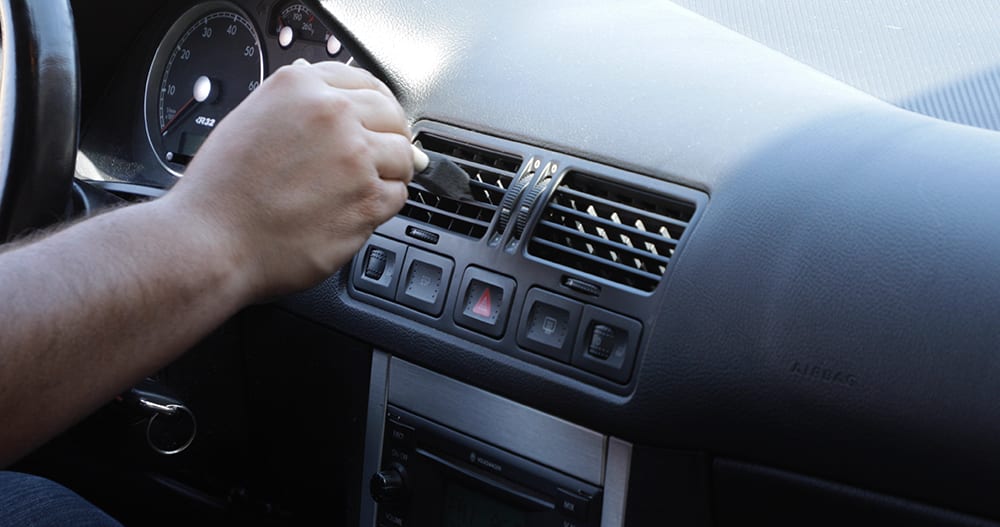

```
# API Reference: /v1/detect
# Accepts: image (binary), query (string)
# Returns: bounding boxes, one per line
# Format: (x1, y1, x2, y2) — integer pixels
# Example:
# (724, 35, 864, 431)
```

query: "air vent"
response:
(400, 134, 522, 239)
(528, 172, 696, 292)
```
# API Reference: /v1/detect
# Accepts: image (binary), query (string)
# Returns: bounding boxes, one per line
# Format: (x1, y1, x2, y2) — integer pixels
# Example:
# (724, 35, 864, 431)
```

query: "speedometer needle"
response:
(161, 75, 214, 136)
(161, 97, 197, 136)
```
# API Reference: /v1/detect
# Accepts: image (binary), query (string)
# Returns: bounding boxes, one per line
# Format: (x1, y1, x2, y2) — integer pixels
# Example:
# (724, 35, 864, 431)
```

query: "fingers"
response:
(369, 178, 410, 225)
(291, 60, 409, 137)
(411, 145, 430, 172)
(371, 131, 414, 184)
(298, 60, 395, 99)
(346, 88, 408, 135)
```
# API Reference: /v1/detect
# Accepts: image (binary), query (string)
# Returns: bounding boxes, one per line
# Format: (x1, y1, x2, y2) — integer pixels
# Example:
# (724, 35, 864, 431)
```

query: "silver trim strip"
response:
(388, 358, 607, 485)
(601, 437, 632, 527)
(360, 351, 390, 527)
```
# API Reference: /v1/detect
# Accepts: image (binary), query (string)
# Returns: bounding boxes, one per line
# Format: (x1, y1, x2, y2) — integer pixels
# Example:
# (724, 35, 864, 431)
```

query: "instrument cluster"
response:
(143, 0, 353, 176)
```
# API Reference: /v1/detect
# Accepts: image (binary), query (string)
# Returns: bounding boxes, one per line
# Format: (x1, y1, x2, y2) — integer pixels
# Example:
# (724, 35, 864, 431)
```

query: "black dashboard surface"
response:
(296, 0, 1000, 521)
(74, 0, 1000, 523)
(672, 0, 1000, 132)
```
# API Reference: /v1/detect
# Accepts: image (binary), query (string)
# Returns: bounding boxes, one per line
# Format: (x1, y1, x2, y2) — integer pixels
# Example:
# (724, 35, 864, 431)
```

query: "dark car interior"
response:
(6, 0, 1000, 526)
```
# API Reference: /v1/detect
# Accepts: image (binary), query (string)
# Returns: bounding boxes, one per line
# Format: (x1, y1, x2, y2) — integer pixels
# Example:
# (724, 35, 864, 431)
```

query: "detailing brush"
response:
(411, 145, 474, 202)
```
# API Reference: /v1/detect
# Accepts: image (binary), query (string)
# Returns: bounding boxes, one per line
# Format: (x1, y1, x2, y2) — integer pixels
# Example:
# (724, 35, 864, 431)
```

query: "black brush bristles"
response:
(412, 151, 474, 202)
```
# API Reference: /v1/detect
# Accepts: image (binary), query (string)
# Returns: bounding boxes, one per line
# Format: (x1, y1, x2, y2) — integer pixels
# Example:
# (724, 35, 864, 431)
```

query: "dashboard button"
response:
(387, 422, 415, 449)
(557, 488, 592, 520)
(587, 325, 616, 360)
(517, 288, 583, 363)
(454, 268, 516, 338)
(378, 508, 406, 527)
(396, 248, 454, 316)
(365, 249, 388, 280)
(354, 236, 407, 301)
(571, 306, 642, 383)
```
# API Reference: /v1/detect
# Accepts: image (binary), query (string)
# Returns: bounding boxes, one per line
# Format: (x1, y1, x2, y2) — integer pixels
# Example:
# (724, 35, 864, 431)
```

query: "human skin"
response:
(0, 61, 412, 466)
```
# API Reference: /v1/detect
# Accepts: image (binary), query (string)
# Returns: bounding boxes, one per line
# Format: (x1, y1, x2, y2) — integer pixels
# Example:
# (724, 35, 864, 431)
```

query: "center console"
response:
(362, 352, 632, 527)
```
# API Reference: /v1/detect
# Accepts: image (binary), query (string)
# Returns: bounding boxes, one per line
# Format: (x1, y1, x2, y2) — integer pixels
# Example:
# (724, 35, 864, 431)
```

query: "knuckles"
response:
(265, 64, 309, 91)
(353, 183, 388, 227)
(336, 133, 373, 172)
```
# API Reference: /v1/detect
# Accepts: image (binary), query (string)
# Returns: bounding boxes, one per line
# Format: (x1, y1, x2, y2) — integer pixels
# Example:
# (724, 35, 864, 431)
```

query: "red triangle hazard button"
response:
(472, 287, 493, 318)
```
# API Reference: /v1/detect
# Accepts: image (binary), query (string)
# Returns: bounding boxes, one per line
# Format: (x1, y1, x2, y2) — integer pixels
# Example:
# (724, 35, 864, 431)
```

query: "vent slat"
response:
(531, 238, 662, 283)
(438, 155, 511, 181)
(400, 133, 522, 239)
(404, 201, 492, 229)
(410, 184, 499, 215)
(547, 203, 680, 251)
(528, 172, 696, 292)
(400, 204, 488, 238)
(537, 220, 670, 266)
(467, 179, 507, 206)
(468, 179, 503, 193)
(416, 133, 522, 173)
(556, 186, 691, 230)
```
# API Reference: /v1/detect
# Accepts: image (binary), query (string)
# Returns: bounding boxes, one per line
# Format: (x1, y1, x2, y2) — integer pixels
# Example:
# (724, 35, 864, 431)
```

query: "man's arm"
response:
(0, 61, 412, 466)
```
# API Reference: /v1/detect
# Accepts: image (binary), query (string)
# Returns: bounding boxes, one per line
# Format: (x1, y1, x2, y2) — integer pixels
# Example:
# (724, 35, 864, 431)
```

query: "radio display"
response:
(444, 482, 527, 527)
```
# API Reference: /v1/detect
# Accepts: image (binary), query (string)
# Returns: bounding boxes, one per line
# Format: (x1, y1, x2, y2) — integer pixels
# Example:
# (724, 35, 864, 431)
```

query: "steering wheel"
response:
(0, 0, 79, 241)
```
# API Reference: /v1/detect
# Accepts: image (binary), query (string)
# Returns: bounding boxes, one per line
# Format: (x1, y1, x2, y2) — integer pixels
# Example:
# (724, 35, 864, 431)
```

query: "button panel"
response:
(351, 235, 647, 385)
(571, 306, 642, 383)
(454, 267, 516, 338)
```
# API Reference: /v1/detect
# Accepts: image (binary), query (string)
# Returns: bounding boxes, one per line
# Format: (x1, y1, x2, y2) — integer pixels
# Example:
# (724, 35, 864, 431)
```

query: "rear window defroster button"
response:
(517, 288, 583, 363)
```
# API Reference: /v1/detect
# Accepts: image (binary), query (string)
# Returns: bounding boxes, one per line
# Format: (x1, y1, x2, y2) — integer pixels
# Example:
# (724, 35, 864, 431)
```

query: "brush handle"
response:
(411, 144, 430, 172)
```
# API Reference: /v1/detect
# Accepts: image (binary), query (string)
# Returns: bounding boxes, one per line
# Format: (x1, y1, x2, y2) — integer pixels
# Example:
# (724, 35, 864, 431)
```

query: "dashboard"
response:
(64, 0, 1000, 526)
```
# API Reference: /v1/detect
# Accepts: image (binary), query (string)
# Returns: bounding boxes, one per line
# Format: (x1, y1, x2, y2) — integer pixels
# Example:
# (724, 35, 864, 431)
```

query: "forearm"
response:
(0, 196, 250, 466)
(0, 60, 411, 466)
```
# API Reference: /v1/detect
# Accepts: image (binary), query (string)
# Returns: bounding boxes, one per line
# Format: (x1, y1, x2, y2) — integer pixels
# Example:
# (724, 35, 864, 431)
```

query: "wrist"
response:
(144, 194, 258, 309)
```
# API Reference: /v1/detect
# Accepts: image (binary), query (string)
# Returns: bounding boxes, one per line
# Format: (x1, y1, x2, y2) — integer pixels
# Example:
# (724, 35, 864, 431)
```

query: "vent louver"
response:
(528, 172, 696, 292)
(401, 134, 522, 239)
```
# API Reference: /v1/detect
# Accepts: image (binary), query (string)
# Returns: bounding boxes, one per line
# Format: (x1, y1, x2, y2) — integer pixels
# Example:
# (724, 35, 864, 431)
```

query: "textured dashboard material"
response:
(672, 0, 1000, 132)
(316, 0, 892, 192)
(302, 0, 1000, 520)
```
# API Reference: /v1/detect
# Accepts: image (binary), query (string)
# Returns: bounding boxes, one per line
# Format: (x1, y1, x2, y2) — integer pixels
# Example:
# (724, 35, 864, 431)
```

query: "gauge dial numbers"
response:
(145, 2, 265, 175)
(273, 3, 342, 56)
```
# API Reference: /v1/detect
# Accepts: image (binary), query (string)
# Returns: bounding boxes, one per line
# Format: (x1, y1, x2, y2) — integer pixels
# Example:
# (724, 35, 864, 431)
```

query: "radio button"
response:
(557, 488, 591, 520)
(387, 422, 415, 448)
(378, 509, 406, 527)
(388, 446, 410, 464)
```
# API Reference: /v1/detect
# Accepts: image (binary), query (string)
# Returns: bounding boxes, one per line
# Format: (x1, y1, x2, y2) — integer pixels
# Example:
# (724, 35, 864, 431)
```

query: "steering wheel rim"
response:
(0, 0, 80, 241)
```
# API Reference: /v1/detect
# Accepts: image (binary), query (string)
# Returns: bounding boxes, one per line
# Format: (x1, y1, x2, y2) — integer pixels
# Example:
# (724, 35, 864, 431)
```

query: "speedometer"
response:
(145, 2, 264, 175)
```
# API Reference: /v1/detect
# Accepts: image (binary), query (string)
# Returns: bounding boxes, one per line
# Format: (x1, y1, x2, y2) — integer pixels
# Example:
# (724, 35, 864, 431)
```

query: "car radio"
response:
(369, 405, 603, 527)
